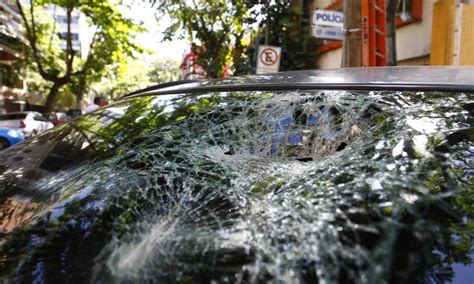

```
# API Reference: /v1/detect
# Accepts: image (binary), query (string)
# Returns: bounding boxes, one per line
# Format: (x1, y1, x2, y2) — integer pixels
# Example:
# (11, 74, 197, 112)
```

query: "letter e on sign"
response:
(256, 45, 281, 74)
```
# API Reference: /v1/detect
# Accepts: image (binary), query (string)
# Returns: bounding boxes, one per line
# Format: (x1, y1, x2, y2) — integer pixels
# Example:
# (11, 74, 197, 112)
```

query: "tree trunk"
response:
(342, 0, 362, 67)
(76, 92, 84, 110)
(44, 81, 63, 112)
(233, 34, 244, 75)
(207, 70, 218, 79)
(290, 0, 303, 34)
(386, 0, 397, 66)
(75, 74, 87, 109)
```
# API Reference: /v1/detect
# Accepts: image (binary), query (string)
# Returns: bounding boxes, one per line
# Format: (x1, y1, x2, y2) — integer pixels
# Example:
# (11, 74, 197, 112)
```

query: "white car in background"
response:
(0, 111, 54, 137)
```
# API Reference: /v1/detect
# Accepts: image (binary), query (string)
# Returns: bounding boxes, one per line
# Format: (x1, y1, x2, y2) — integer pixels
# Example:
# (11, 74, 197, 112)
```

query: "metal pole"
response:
(265, 22, 268, 45)
(342, 0, 362, 67)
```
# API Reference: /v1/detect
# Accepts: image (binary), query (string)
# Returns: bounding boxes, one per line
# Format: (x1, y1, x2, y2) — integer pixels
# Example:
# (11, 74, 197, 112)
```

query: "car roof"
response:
(124, 66, 474, 99)
(0, 111, 37, 115)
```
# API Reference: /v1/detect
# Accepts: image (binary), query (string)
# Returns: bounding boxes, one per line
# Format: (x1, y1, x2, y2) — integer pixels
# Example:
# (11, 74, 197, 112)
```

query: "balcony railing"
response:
(0, 2, 21, 21)
(0, 9, 26, 43)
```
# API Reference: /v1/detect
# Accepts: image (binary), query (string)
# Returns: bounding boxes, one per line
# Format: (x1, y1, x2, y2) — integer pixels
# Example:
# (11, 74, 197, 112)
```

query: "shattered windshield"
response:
(0, 90, 472, 283)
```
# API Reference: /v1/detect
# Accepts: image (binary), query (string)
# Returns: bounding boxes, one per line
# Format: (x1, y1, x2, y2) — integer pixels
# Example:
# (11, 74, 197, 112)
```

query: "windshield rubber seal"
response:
(122, 82, 474, 99)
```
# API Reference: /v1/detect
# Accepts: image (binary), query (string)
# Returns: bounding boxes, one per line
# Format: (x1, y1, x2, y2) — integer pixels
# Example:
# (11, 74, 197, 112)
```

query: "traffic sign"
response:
(312, 25, 344, 40)
(312, 10, 344, 28)
(256, 45, 281, 74)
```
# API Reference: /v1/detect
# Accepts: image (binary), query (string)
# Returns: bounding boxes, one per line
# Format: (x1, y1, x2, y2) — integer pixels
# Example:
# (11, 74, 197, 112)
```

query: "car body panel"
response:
(44, 112, 70, 126)
(127, 66, 474, 98)
(0, 127, 24, 149)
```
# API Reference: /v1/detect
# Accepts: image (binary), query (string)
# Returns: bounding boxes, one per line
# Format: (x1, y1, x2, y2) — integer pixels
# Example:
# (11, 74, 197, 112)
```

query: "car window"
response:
(16, 114, 28, 119)
(45, 114, 56, 120)
(32, 114, 47, 121)
(58, 113, 68, 120)
(0, 90, 472, 283)
(0, 113, 27, 120)
(0, 114, 12, 120)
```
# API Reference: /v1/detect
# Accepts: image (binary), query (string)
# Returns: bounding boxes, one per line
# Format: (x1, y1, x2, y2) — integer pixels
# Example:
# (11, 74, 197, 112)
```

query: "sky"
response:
(119, 1, 189, 61)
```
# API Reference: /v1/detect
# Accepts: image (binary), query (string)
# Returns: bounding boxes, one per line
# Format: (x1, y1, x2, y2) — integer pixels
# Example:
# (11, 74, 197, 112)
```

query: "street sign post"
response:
(312, 25, 344, 41)
(311, 10, 344, 28)
(256, 45, 281, 74)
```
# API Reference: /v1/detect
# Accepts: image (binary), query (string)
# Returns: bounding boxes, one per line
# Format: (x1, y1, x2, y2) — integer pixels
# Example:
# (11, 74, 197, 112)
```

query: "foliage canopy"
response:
(16, 0, 144, 111)
(154, 0, 321, 79)
(155, 0, 255, 79)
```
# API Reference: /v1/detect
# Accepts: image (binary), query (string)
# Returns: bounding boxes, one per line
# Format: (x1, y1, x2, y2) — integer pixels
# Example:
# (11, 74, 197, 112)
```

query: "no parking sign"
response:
(256, 45, 281, 74)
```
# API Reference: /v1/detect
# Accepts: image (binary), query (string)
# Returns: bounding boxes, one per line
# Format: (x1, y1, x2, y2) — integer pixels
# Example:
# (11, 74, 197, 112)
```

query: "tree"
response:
(254, 1, 320, 71)
(148, 56, 181, 84)
(155, 0, 256, 79)
(69, 1, 144, 108)
(89, 57, 152, 100)
(155, 1, 320, 77)
(16, 0, 143, 111)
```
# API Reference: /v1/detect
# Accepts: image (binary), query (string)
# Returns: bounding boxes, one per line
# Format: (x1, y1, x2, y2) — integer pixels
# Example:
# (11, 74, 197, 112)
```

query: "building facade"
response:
(0, 0, 27, 114)
(309, 0, 474, 68)
(44, 5, 89, 59)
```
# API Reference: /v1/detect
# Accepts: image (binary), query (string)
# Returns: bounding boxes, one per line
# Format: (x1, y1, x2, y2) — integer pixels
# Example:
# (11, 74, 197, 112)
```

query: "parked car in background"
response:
(0, 111, 53, 137)
(66, 108, 83, 119)
(0, 127, 24, 150)
(44, 112, 70, 126)
(0, 67, 472, 283)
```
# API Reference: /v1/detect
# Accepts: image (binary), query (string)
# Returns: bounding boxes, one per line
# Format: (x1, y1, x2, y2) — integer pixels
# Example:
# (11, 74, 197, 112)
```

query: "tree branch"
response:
(16, 0, 55, 81)
(73, 29, 99, 76)
(189, 0, 212, 41)
(63, 6, 75, 79)
(47, 4, 57, 53)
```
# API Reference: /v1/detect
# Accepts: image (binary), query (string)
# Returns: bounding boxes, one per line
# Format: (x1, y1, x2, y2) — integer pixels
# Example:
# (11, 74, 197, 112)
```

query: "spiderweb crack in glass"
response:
(0, 90, 472, 283)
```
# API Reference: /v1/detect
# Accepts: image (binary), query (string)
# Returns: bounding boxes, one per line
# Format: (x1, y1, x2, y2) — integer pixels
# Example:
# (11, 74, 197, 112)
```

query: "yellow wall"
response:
(459, 4, 474, 65)
(430, 0, 474, 65)
(430, 1, 449, 65)
(430, 0, 457, 65)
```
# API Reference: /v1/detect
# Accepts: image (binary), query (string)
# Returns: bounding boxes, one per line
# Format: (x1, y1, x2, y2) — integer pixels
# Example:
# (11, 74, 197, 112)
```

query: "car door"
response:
(0, 113, 20, 128)
(24, 112, 39, 135)
(31, 112, 50, 133)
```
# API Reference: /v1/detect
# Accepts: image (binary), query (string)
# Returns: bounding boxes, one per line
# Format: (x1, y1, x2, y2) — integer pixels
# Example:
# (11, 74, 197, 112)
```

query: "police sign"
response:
(312, 10, 344, 28)
(312, 25, 344, 41)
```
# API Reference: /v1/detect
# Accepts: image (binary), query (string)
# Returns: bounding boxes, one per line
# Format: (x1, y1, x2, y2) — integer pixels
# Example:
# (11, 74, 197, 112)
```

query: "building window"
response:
(395, 0, 422, 27)
(58, 32, 79, 41)
(396, 0, 413, 16)
(55, 15, 79, 24)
